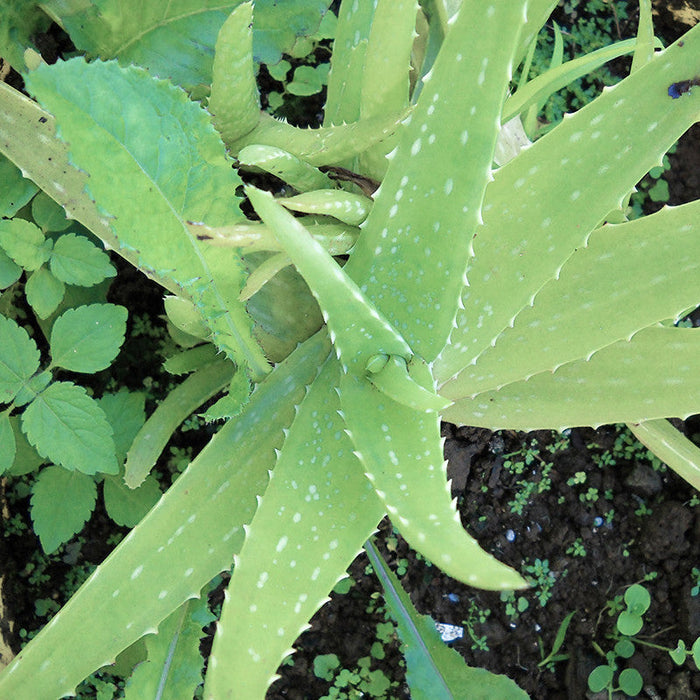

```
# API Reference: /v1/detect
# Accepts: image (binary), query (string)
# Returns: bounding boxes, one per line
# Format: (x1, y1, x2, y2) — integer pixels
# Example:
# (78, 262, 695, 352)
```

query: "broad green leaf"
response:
(209, 2, 260, 146)
(346, 2, 528, 363)
(0, 333, 329, 699)
(103, 475, 162, 528)
(98, 390, 146, 463)
(25, 58, 270, 380)
(31, 191, 71, 231)
(287, 64, 327, 96)
(22, 381, 118, 475)
(445, 327, 700, 431)
(440, 201, 700, 399)
(6, 415, 45, 476)
(0, 0, 51, 70)
(124, 597, 214, 700)
(340, 362, 525, 591)
(0, 217, 51, 270)
(0, 314, 40, 403)
(49, 303, 127, 373)
(365, 541, 528, 700)
(0, 412, 15, 474)
(30, 465, 97, 553)
(204, 354, 384, 699)
(124, 360, 234, 488)
(628, 419, 700, 491)
(13, 369, 51, 407)
(0, 248, 22, 288)
(436, 27, 700, 382)
(25, 266, 65, 318)
(49, 233, 116, 286)
(0, 153, 37, 217)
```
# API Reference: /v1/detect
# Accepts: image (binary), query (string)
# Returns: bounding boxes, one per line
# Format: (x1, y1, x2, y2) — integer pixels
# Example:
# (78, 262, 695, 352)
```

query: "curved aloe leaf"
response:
(340, 360, 525, 590)
(24, 58, 270, 380)
(0, 334, 329, 699)
(345, 1, 528, 363)
(204, 355, 384, 698)
(435, 26, 700, 384)
(628, 419, 700, 491)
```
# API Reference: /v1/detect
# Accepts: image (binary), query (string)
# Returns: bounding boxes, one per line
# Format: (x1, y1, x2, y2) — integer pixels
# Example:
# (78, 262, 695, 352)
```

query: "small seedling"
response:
(538, 610, 576, 672)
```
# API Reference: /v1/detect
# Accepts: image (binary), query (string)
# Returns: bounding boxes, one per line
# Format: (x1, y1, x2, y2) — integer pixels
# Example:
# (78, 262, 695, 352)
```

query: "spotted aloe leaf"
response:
(24, 58, 270, 381)
(445, 327, 700, 431)
(0, 335, 329, 699)
(441, 200, 700, 398)
(340, 360, 525, 591)
(204, 354, 385, 699)
(345, 2, 529, 363)
(435, 27, 700, 386)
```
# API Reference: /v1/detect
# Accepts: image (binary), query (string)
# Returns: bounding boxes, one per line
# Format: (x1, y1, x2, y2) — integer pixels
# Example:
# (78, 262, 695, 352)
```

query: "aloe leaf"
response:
(281, 189, 373, 226)
(209, 2, 260, 146)
(24, 58, 270, 380)
(124, 597, 214, 700)
(365, 541, 528, 700)
(0, 334, 329, 698)
(441, 200, 700, 399)
(124, 359, 234, 488)
(436, 26, 700, 382)
(340, 361, 525, 591)
(345, 2, 528, 363)
(445, 327, 700, 431)
(204, 355, 384, 699)
(246, 186, 411, 371)
(627, 419, 700, 491)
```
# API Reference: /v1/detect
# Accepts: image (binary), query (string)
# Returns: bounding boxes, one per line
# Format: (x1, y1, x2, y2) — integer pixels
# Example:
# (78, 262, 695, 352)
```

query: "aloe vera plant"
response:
(0, 0, 699, 697)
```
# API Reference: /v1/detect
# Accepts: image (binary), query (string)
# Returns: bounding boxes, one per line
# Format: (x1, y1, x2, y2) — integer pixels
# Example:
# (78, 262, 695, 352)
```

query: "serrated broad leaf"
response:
(6, 415, 45, 476)
(0, 153, 37, 217)
(49, 233, 116, 286)
(365, 541, 528, 700)
(0, 248, 22, 288)
(24, 58, 269, 380)
(50, 303, 127, 373)
(30, 466, 97, 553)
(124, 597, 214, 700)
(0, 332, 329, 699)
(103, 475, 161, 528)
(0, 217, 51, 270)
(31, 191, 70, 231)
(98, 390, 146, 463)
(0, 412, 15, 474)
(25, 266, 65, 319)
(204, 355, 384, 699)
(22, 381, 118, 475)
(0, 0, 51, 70)
(0, 314, 40, 403)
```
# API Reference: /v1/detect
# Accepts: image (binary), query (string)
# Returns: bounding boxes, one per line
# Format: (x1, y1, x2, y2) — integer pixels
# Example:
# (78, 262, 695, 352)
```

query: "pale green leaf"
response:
(0, 314, 40, 404)
(0, 333, 329, 699)
(50, 303, 127, 373)
(163, 345, 219, 375)
(0, 247, 22, 288)
(0, 412, 15, 474)
(103, 475, 161, 528)
(98, 390, 146, 463)
(125, 597, 214, 700)
(31, 191, 70, 231)
(30, 466, 97, 553)
(0, 217, 51, 270)
(49, 233, 116, 286)
(366, 541, 528, 700)
(0, 153, 37, 217)
(25, 266, 65, 319)
(124, 360, 234, 488)
(22, 381, 118, 475)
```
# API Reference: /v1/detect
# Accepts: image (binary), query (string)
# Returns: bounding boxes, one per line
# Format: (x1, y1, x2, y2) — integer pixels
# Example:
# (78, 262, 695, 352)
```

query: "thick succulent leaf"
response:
(209, 2, 260, 147)
(281, 189, 372, 226)
(441, 201, 700, 399)
(365, 541, 528, 700)
(0, 334, 329, 699)
(204, 355, 384, 699)
(340, 360, 525, 591)
(444, 327, 700, 431)
(124, 360, 234, 488)
(24, 58, 269, 380)
(627, 419, 700, 492)
(345, 2, 528, 363)
(435, 27, 700, 383)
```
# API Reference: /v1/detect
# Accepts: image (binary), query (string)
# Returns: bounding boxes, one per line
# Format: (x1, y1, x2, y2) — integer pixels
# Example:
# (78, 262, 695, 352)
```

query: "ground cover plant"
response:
(0, 0, 699, 697)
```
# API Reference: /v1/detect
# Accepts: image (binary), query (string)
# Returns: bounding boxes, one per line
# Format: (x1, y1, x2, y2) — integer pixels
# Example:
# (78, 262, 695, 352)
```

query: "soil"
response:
(0, 3, 698, 699)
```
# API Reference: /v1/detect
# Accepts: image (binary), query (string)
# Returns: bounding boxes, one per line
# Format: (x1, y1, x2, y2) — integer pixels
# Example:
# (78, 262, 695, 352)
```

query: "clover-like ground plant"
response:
(0, 0, 699, 697)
